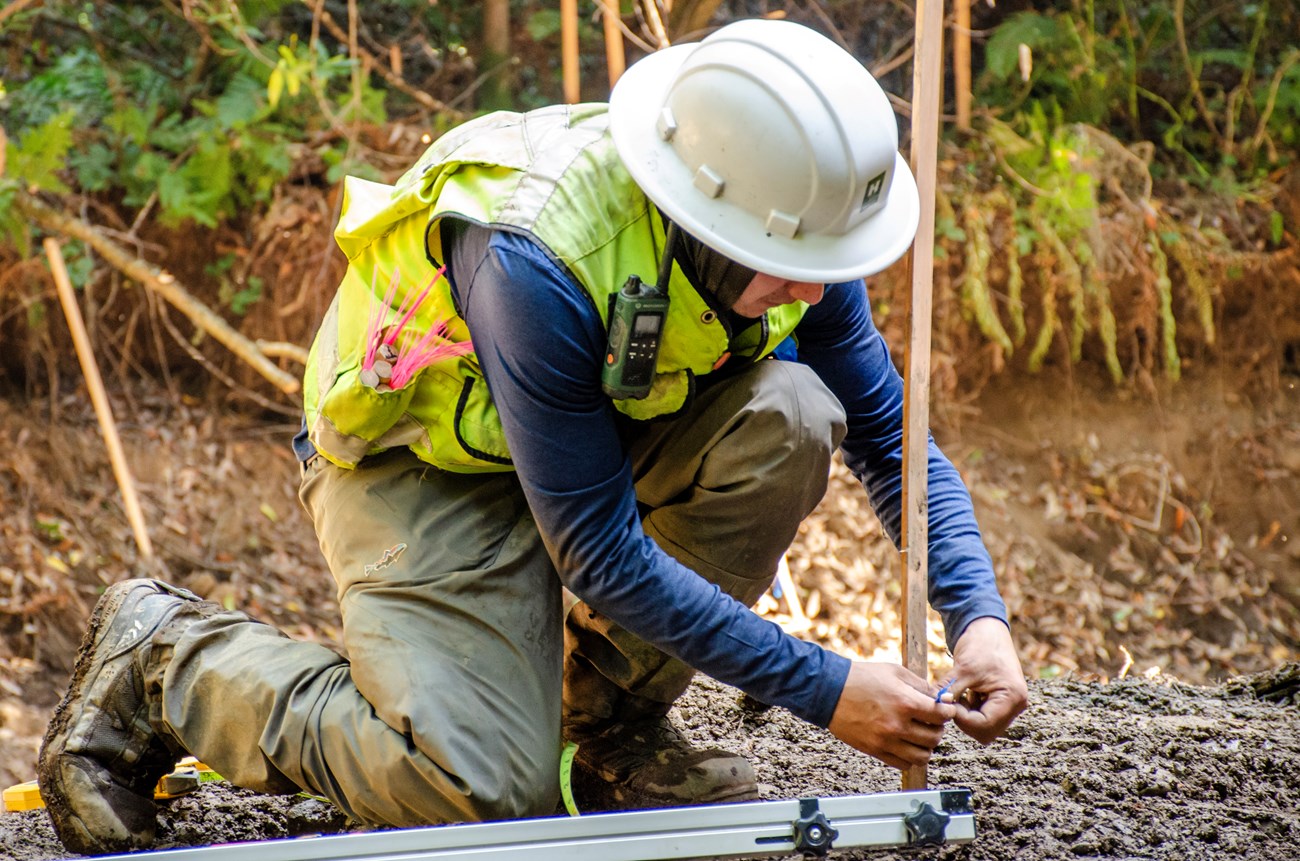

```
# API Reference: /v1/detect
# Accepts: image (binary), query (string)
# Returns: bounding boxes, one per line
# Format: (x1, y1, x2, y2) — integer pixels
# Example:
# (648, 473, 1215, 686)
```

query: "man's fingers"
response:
(892, 738, 937, 767)
(829, 661, 979, 769)
(905, 716, 946, 746)
(902, 729, 943, 752)
(844, 734, 928, 769)
(906, 685, 957, 722)
(954, 691, 1019, 743)
(899, 671, 934, 697)
(953, 706, 996, 744)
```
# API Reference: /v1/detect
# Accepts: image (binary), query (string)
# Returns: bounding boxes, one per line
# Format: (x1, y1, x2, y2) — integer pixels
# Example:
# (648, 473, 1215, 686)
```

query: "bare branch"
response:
(0, 0, 42, 28)
(308, 2, 467, 122)
(1173, 0, 1221, 145)
(641, 0, 670, 49)
(17, 193, 302, 396)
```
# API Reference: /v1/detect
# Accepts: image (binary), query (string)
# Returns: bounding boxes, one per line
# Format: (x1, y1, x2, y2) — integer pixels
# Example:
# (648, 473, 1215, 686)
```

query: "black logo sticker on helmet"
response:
(862, 171, 887, 209)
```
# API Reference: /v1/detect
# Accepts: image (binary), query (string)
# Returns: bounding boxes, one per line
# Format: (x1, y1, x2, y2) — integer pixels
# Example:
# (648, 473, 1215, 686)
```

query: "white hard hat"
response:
(608, 19, 919, 283)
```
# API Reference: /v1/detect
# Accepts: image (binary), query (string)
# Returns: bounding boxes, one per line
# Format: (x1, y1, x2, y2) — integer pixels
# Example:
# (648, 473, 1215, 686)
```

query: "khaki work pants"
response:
(158, 360, 846, 827)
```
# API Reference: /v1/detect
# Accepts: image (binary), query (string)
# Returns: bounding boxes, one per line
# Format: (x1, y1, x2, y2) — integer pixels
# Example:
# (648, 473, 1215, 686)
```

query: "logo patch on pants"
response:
(364, 543, 407, 577)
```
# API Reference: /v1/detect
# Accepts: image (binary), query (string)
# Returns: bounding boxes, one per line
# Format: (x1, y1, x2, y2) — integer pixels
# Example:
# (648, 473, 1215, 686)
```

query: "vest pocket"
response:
(452, 375, 513, 466)
(313, 362, 422, 468)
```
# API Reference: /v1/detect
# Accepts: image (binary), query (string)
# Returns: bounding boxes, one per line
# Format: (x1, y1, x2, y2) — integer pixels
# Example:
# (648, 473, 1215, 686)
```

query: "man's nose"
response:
(789, 282, 825, 305)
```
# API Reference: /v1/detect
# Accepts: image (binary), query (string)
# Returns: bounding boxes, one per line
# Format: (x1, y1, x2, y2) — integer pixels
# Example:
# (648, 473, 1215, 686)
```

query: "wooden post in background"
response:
(601, 0, 626, 90)
(955, 0, 972, 130)
(45, 238, 155, 563)
(481, 0, 513, 110)
(561, 0, 580, 103)
(901, 0, 945, 792)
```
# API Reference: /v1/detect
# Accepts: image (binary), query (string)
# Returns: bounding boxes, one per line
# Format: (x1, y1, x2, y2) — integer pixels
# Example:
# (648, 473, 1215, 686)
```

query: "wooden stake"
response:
(902, 0, 945, 792)
(600, 0, 626, 90)
(955, 0, 972, 130)
(45, 238, 155, 561)
(561, 0, 580, 104)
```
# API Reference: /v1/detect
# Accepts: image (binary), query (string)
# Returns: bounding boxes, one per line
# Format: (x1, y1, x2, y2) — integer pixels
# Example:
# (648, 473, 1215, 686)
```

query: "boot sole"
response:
(38, 579, 193, 854)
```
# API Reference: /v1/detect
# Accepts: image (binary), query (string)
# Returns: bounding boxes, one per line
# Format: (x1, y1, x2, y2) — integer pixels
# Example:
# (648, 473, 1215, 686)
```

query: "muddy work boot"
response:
(38, 579, 205, 855)
(567, 716, 758, 810)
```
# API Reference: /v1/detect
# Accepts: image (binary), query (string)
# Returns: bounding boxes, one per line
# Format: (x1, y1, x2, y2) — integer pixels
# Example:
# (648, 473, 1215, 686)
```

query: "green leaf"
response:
(0, 183, 29, 256)
(527, 9, 562, 41)
(238, 131, 293, 201)
(10, 109, 75, 193)
(104, 103, 155, 146)
(153, 114, 208, 156)
(69, 143, 116, 192)
(360, 82, 387, 125)
(230, 275, 264, 315)
(268, 66, 285, 109)
(172, 140, 234, 226)
(215, 73, 266, 128)
(1269, 211, 1284, 246)
(158, 171, 206, 226)
(205, 253, 237, 277)
(61, 241, 94, 288)
(35, 517, 64, 541)
(156, 139, 233, 228)
(936, 216, 967, 243)
(985, 12, 1063, 80)
(120, 150, 170, 207)
(1193, 48, 1253, 70)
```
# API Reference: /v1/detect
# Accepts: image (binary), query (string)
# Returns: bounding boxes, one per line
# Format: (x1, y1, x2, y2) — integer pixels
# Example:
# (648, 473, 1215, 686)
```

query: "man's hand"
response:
(947, 617, 1028, 744)
(827, 662, 955, 769)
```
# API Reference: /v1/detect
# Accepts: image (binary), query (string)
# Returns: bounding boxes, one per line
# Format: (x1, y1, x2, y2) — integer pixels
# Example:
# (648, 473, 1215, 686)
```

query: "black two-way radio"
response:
(600, 223, 679, 399)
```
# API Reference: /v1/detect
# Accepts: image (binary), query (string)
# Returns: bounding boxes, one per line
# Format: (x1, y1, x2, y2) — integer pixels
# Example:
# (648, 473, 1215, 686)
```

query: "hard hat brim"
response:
(609, 44, 921, 283)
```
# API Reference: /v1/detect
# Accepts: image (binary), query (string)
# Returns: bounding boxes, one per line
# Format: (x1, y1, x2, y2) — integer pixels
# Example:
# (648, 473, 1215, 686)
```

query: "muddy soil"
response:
(0, 368, 1297, 860)
(1, 670, 1297, 860)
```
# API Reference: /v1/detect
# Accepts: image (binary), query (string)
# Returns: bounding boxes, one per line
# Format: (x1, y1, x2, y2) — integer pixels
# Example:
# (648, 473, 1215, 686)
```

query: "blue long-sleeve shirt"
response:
(297, 223, 1008, 727)
(440, 224, 1007, 728)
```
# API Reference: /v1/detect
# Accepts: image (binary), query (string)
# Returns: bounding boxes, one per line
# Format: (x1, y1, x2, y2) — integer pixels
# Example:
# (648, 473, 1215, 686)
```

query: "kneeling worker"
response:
(39, 18, 1028, 855)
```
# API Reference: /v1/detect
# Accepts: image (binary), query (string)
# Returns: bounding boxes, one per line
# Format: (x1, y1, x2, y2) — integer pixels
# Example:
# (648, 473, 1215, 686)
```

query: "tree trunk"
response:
(481, 0, 512, 110)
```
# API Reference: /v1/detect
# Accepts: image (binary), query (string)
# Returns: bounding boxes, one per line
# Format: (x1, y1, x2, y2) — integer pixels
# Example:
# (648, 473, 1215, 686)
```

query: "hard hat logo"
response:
(862, 172, 888, 211)
(609, 19, 920, 283)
